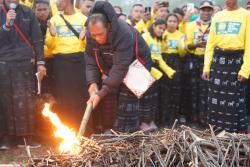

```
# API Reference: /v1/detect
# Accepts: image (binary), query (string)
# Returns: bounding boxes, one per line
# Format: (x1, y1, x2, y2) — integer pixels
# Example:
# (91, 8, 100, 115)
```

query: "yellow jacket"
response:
(142, 32, 176, 79)
(20, 0, 33, 8)
(45, 12, 87, 55)
(162, 30, 186, 56)
(203, 8, 250, 79)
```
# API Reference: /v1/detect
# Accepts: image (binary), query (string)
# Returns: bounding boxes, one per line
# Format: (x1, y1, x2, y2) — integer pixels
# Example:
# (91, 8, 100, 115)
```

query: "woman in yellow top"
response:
(202, 0, 250, 133)
(45, 0, 89, 133)
(161, 14, 186, 126)
(141, 19, 176, 130)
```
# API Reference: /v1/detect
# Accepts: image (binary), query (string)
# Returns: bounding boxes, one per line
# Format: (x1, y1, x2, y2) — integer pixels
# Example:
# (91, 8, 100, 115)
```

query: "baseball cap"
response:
(199, 0, 214, 9)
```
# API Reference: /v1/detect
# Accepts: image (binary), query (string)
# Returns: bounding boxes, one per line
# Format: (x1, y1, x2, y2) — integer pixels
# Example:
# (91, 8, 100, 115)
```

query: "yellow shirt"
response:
(20, 0, 33, 8)
(135, 19, 148, 34)
(133, 11, 156, 34)
(162, 30, 186, 56)
(142, 32, 176, 79)
(204, 8, 250, 79)
(185, 21, 211, 56)
(178, 21, 186, 33)
(50, 0, 59, 16)
(45, 12, 87, 55)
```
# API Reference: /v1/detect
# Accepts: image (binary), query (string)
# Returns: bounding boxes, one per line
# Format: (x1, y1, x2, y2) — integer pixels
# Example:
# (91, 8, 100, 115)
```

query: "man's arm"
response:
(85, 36, 101, 87)
(203, 17, 216, 73)
(238, 13, 250, 79)
(30, 11, 45, 65)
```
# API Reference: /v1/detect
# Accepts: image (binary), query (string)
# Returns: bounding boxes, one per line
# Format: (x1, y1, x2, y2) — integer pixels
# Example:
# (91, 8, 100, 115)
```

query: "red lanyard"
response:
(1, 5, 35, 56)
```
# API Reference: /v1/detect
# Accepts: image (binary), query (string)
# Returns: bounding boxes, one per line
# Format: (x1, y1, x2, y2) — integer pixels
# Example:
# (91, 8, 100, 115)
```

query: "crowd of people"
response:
(0, 0, 249, 150)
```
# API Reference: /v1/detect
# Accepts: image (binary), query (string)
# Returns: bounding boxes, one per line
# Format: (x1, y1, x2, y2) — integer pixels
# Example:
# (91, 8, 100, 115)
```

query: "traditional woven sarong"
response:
(184, 54, 208, 124)
(139, 82, 159, 124)
(0, 60, 36, 136)
(114, 85, 140, 133)
(208, 48, 248, 133)
(161, 53, 182, 124)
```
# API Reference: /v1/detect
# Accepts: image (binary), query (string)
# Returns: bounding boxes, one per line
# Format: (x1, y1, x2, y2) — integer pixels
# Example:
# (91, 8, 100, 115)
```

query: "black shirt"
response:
(0, 4, 44, 64)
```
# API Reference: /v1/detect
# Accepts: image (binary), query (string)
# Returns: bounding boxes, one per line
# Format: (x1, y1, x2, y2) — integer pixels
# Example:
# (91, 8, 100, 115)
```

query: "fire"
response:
(42, 103, 80, 154)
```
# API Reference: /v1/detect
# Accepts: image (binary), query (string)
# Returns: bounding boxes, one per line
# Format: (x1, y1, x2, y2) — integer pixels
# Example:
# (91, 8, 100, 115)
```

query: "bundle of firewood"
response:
(29, 125, 250, 167)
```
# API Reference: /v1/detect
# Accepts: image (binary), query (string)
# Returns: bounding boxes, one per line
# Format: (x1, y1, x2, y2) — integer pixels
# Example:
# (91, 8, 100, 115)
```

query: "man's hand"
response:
(37, 65, 47, 81)
(238, 74, 247, 82)
(47, 20, 57, 36)
(6, 9, 16, 26)
(88, 83, 98, 96)
(183, 10, 193, 22)
(87, 93, 101, 109)
(202, 72, 210, 81)
(153, 0, 160, 13)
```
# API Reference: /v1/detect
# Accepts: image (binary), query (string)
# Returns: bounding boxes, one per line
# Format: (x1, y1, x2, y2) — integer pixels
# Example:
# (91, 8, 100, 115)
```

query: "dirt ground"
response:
(0, 134, 59, 165)
(0, 146, 52, 164)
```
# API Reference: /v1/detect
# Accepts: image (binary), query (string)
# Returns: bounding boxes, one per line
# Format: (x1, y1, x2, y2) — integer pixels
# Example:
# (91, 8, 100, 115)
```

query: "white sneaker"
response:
(149, 121, 158, 130)
(140, 122, 150, 131)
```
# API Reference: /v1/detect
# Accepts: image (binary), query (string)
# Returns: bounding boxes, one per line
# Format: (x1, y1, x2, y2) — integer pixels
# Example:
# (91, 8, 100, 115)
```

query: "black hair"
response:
(88, 13, 109, 28)
(131, 3, 143, 9)
(173, 7, 185, 17)
(148, 19, 166, 41)
(166, 13, 179, 30)
(113, 5, 123, 13)
(166, 13, 179, 22)
(158, 1, 169, 8)
(117, 13, 126, 18)
(34, 0, 49, 6)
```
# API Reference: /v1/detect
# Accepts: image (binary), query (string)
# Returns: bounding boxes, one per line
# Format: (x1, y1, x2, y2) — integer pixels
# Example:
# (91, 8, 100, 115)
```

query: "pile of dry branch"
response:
(29, 125, 250, 167)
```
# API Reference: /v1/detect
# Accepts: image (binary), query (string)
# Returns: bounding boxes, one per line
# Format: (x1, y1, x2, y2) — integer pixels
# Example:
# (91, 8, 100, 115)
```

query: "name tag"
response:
(150, 44, 162, 55)
(56, 25, 82, 37)
(216, 22, 241, 35)
(168, 40, 178, 49)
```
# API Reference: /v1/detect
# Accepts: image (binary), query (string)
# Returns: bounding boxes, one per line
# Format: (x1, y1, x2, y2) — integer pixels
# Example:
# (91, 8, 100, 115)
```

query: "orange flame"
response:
(42, 103, 80, 154)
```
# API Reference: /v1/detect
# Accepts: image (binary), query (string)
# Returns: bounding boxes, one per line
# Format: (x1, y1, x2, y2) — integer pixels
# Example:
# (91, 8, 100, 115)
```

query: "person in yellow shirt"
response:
(20, 0, 33, 8)
(185, 0, 214, 127)
(172, 8, 185, 33)
(161, 14, 186, 126)
(202, 0, 250, 133)
(142, 19, 176, 130)
(127, 4, 144, 26)
(45, 0, 89, 134)
(135, 1, 169, 34)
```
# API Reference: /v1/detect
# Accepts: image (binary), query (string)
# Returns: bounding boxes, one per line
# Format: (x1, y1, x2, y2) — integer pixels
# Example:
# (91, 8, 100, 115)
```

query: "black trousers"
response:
(53, 52, 88, 132)
(0, 60, 36, 136)
(208, 48, 248, 133)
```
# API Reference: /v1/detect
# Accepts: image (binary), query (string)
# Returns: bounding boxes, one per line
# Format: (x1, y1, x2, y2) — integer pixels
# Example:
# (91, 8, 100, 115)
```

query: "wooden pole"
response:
(77, 103, 93, 138)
